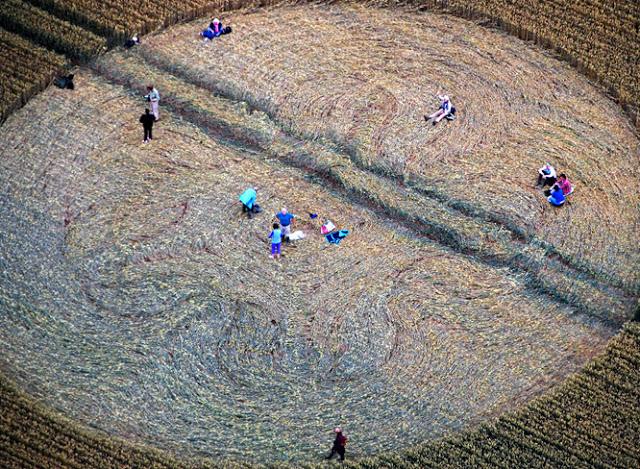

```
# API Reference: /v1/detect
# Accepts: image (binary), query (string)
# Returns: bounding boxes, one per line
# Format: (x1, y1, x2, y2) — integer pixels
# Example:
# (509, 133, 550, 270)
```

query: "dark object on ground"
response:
(54, 74, 74, 90)
(124, 36, 140, 49)
(242, 203, 261, 218)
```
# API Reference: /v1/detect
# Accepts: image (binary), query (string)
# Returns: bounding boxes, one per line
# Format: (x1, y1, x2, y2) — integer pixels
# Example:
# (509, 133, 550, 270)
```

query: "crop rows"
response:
(388, 0, 640, 123)
(0, 0, 107, 60)
(0, 28, 66, 122)
(25, 0, 291, 38)
(1, 324, 637, 467)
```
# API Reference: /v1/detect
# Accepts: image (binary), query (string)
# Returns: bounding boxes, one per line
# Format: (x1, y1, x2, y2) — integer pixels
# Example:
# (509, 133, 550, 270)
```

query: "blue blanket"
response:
(325, 229, 349, 244)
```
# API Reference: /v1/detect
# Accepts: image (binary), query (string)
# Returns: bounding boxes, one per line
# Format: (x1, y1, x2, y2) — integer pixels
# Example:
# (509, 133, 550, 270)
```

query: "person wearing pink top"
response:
(556, 173, 573, 195)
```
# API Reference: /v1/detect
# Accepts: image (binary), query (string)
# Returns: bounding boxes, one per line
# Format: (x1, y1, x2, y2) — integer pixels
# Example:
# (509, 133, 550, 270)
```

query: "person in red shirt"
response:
(326, 427, 348, 461)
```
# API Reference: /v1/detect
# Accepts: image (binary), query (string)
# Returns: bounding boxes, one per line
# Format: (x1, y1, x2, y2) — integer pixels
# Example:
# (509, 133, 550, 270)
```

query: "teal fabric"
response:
(239, 188, 256, 208)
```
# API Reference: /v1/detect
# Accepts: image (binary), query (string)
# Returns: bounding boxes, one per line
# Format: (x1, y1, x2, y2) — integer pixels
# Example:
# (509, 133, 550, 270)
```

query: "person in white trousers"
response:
(145, 85, 160, 121)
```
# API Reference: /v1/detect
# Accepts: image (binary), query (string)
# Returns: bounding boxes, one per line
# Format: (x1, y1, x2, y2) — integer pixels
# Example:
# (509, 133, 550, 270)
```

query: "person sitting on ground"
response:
(425, 95, 455, 125)
(201, 17, 231, 40)
(269, 223, 282, 259)
(54, 73, 74, 90)
(547, 184, 566, 207)
(239, 187, 257, 218)
(124, 35, 140, 49)
(555, 173, 573, 196)
(537, 163, 557, 187)
(275, 208, 296, 243)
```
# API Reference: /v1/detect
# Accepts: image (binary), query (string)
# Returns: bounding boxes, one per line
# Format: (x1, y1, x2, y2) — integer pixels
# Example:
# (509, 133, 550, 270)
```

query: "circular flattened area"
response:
(0, 2, 637, 464)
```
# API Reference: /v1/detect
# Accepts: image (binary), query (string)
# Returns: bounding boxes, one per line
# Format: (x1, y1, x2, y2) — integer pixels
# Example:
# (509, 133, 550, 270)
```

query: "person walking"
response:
(326, 427, 348, 462)
(139, 108, 154, 143)
(145, 85, 160, 121)
(269, 223, 282, 259)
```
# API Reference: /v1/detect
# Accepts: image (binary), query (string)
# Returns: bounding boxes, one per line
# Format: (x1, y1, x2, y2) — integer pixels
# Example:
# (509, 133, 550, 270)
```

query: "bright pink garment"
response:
(558, 178, 572, 195)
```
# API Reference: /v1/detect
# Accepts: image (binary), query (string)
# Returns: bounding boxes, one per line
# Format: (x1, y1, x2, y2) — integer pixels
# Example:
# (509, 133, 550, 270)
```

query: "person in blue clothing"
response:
(275, 208, 296, 242)
(547, 184, 566, 207)
(269, 223, 282, 259)
(239, 187, 257, 218)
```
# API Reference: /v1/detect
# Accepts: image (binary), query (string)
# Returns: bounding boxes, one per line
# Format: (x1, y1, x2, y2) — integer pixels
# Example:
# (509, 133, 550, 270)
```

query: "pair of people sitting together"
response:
(200, 17, 232, 40)
(537, 163, 573, 207)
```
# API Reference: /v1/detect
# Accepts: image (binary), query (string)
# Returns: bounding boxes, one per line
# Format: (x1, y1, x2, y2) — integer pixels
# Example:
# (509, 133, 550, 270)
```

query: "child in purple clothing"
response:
(269, 223, 282, 259)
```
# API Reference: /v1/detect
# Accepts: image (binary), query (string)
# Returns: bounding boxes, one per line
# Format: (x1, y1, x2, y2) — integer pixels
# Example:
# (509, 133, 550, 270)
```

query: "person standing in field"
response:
(139, 108, 154, 143)
(269, 223, 282, 259)
(275, 208, 296, 243)
(144, 85, 160, 121)
(326, 427, 348, 462)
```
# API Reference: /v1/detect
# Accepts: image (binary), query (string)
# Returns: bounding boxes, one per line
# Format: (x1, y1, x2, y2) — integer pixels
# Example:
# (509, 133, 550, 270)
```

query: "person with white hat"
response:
(326, 426, 348, 461)
(425, 94, 455, 125)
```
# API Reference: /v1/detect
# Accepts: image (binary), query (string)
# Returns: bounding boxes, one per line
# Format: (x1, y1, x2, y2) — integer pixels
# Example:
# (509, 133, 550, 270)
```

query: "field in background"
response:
(0, 0, 639, 467)
(2, 323, 638, 468)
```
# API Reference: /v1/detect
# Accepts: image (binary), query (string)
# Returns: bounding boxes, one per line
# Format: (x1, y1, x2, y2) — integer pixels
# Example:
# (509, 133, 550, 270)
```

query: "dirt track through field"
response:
(0, 2, 638, 464)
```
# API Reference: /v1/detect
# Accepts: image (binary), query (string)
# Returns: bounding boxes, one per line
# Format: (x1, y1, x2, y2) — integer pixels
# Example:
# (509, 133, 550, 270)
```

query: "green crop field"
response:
(0, 0, 638, 467)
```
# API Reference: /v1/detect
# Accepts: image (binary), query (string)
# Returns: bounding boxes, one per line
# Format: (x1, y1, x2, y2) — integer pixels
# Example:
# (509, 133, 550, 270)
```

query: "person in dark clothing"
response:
(139, 108, 154, 143)
(54, 73, 74, 90)
(326, 427, 348, 462)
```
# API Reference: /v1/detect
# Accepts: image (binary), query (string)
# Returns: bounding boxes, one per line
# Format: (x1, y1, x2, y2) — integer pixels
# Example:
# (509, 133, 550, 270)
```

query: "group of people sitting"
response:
(537, 163, 573, 207)
(200, 17, 232, 40)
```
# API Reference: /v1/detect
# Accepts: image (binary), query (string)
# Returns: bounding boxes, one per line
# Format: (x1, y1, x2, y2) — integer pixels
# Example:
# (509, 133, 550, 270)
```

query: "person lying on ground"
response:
(139, 108, 154, 143)
(239, 187, 257, 218)
(269, 223, 282, 259)
(275, 208, 296, 242)
(54, 74, 74, 90)
(547, 184, 566, 207)
(144, 85, 160, 121)
(537, 163, 557, 187)
(425, 95, 455, 125)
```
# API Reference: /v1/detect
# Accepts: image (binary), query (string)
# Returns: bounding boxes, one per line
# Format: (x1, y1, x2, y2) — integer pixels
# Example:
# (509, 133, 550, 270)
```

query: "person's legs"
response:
(275, 243, 281, 259)
(427, 109, 443, 120)
(326, 448, 337, 460)
(337, 447, 345, 461)
(270, 243, 277, 258)
(435, 111, 448, 123)
(282, 224, 291, 242)
(148, 126, 152, 140)
(151, 101, 159, 120)
(536, 173, 543, 185)
(143, 127, 149, 142)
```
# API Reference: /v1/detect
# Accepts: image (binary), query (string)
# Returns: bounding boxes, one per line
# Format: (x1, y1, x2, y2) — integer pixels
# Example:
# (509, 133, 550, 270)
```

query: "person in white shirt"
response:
(144, 85, 160, 121)
(537, 163, 557, 187)
(425, 95, 454, 125)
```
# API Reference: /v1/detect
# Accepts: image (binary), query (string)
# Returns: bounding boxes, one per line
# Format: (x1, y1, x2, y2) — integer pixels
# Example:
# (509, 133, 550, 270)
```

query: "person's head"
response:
(558, 173, 567, 181)
(281, 208, 287, 215)
(213, 18, 220, 24)
(273, 223, 279, 230)
(145, 108, 150, 114)
(442, 95, 449, 102)
(147, 85, 153, 91)
(334, 427, 342, 434)
(68, 73, 74, 80)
